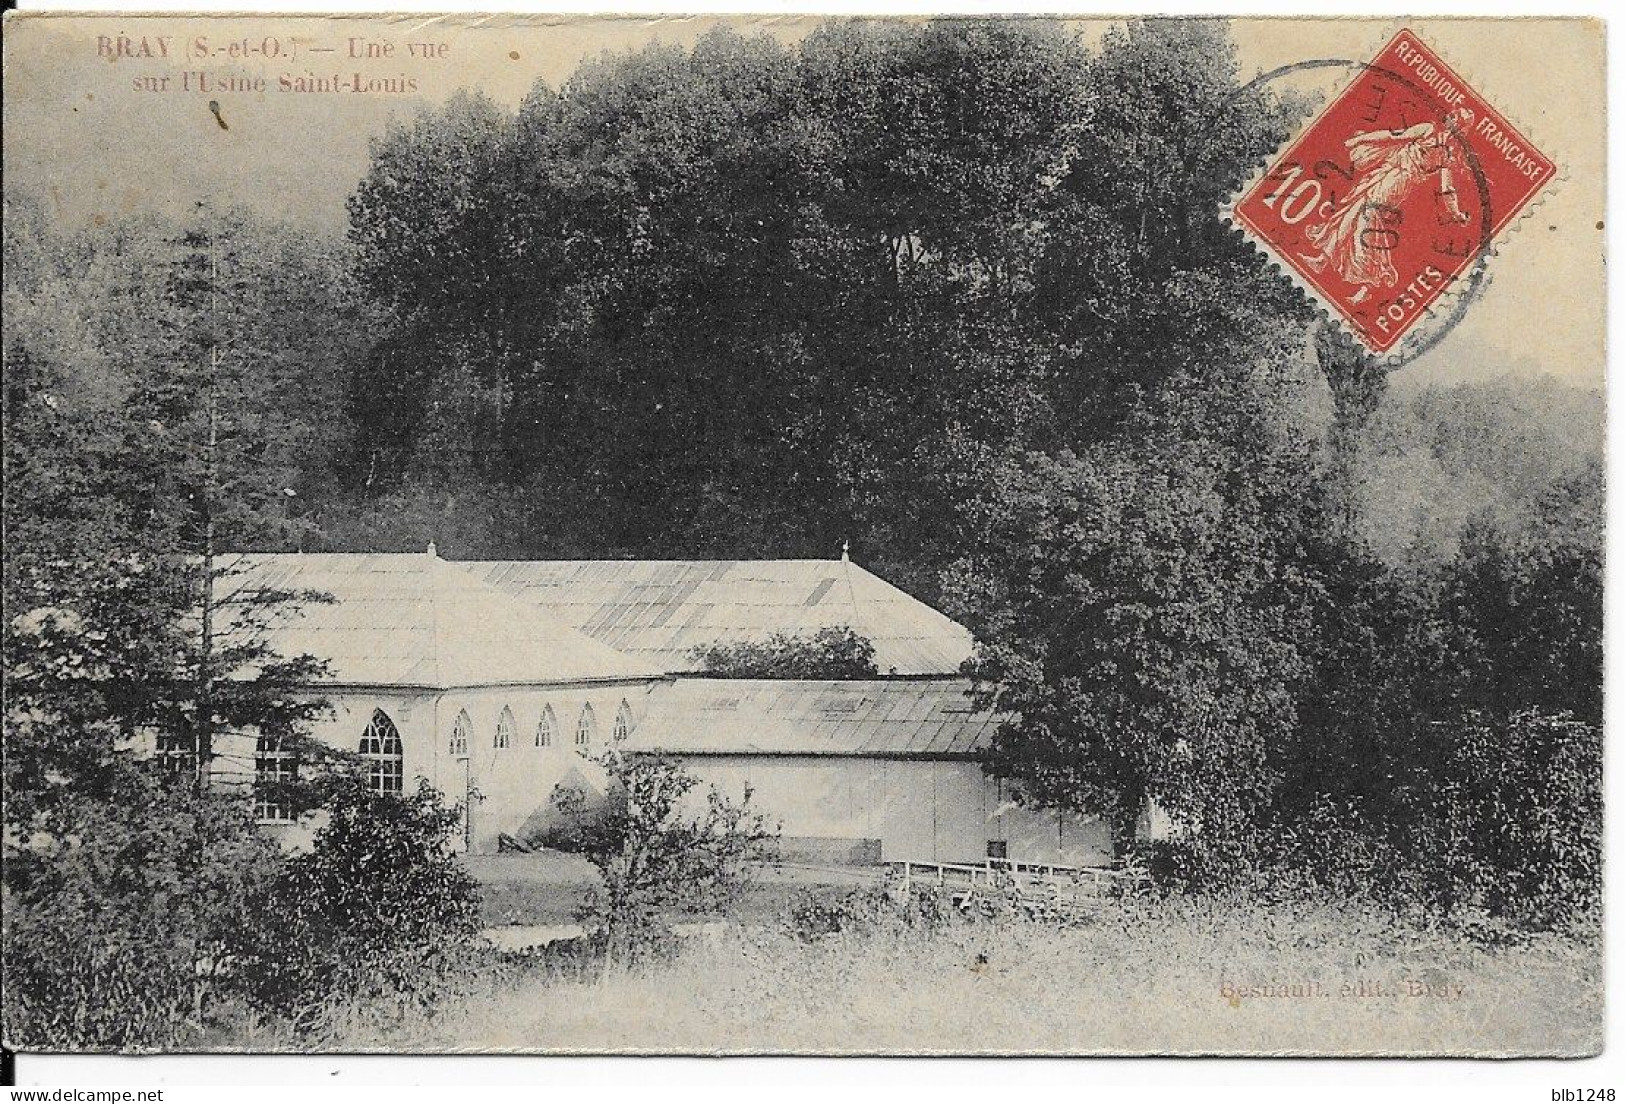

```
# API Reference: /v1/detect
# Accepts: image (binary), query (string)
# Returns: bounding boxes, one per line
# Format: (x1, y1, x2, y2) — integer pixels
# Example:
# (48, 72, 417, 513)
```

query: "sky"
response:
(2, 14, 1604, 387)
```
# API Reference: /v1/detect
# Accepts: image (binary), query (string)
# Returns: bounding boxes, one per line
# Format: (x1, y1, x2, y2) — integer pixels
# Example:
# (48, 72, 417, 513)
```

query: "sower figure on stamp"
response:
(1299, 108, 1475, 304)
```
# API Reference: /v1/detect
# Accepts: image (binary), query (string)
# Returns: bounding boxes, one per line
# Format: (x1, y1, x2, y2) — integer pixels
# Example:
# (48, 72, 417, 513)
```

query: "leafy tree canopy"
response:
(339, 18, 1311, 589)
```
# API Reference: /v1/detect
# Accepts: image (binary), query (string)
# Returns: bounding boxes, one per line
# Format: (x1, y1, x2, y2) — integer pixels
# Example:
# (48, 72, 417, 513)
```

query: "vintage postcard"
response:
(0, 13, 1604, 1059)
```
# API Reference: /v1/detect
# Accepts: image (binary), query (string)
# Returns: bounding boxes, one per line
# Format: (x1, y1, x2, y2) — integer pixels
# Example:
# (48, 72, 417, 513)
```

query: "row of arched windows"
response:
(253, 699, 640, 821)
(446, 700, 635, 758)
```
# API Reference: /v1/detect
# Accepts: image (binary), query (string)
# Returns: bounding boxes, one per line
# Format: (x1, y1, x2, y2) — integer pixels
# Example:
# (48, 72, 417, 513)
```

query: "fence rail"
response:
(884, 857, 1148, 917)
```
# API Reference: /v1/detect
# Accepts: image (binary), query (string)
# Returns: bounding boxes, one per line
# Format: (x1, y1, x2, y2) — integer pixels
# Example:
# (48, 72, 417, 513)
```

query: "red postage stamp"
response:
(1229, 30, 1555, 355)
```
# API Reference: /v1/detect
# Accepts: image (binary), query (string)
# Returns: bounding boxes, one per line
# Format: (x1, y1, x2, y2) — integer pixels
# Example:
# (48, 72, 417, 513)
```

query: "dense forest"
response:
(4, 18, 1602, 926)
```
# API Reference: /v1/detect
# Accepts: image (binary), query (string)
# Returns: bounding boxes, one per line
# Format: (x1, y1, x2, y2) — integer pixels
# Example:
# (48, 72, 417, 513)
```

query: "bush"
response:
(2, 765, 282, 1051)
(538, 746, 776, 967)
(1396, 710, 1601, 929)
(785, 884, 957, 942)
(1212, 709, 1603, 934)
(688, 626, 878, 679)
(228, 778, 483, 1030)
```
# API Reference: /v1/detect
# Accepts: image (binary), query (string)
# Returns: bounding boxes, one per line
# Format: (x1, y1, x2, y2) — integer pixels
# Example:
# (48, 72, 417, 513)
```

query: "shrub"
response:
(688, 626, 879, 679)
(227, 778, 483, 1030)
(1395, 710, 1601, 929)
(2, 765, 281, 1051)
(1233, 709, 1601, 933)
(538, 746, 776, 968)
(785, 884, 956, 942)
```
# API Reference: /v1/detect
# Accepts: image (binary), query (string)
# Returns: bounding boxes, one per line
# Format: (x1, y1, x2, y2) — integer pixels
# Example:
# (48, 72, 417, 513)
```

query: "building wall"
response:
(437, 682, 655, 852)
(261, 681, 658, 852)
(240, 685, 1117, 866)
(670, 755, 1112, 867)
(245, 688, 440, 850)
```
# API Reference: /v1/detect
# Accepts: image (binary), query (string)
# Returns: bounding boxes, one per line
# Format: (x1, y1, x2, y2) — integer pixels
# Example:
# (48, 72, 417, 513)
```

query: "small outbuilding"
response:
(627, 677, 1111, 866)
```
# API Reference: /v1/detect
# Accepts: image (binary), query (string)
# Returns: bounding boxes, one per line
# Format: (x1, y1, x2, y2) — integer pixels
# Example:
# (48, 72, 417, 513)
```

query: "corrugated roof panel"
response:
(804, 577, 837, 606)
(219, 553, 661, 689)
(253, 553, 979, 705)
(465, 560, 974, 676)
(628, 677, 1002, 758)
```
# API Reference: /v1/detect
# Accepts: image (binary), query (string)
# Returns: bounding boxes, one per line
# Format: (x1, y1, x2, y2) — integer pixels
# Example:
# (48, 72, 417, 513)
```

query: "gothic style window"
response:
(449, 709, 471, 758)
(495, 706, 516, 750)
(575, 703, 597, 749)
(358, 709, 403, 795)
(254, 733, 298, 822)
(536, 704, 557, 748)
(613, 699, 634, 742)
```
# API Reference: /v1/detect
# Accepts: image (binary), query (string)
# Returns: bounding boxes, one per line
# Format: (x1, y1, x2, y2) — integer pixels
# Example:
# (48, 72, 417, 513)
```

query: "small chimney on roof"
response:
(427, 541, 438, 558)
(840, 540, 850, 563)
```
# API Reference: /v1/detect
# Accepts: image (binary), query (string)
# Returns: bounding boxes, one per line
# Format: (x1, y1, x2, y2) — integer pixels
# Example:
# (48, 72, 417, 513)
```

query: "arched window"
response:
(359, 709, 403, 796)
(449, 709, 471, 758)
(613, 699, 634, 742)
(495, 706, 516, 750)
(575, 703, 597, 749)
(254, 732, 298, 822)
(536, 704, 557, 748)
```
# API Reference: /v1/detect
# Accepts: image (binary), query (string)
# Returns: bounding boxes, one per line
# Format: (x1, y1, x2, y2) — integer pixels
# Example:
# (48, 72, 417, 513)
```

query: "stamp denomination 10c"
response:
(1229, 30, 1554, 356)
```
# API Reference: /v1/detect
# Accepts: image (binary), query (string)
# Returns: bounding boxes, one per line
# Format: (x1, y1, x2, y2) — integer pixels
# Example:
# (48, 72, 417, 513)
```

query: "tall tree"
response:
(945, 375, 1330, 860)
(3, 203, 338, 811)
(3, 205, 345, 1048)
(338, 19, 1312, 588)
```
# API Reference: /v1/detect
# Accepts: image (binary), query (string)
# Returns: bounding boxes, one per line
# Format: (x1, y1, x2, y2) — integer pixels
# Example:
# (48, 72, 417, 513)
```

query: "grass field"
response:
(467, 851, 889, 928)
(318, 857, 1602, 1057)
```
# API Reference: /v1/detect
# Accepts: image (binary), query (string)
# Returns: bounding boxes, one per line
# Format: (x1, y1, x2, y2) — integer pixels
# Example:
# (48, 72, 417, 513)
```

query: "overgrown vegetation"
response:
(1250, 710, 1602, 932)
(2, 767, 282, 1050)
(229, 779, 484, 1033)
(689, 626, 878, 679)
(239, 890, 1601, 1055)
(537, 747, 777, 966)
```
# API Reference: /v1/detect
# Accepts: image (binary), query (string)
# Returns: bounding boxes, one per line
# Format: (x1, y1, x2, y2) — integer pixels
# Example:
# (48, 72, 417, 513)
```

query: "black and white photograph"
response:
(0, 10, 1606, 1068)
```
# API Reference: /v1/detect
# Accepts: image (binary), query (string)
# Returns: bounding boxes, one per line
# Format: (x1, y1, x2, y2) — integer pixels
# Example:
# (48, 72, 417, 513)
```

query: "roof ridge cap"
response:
(424, 550, 446, 689)
(841, 562, 977, 638)
(838, 552, 866, 632)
